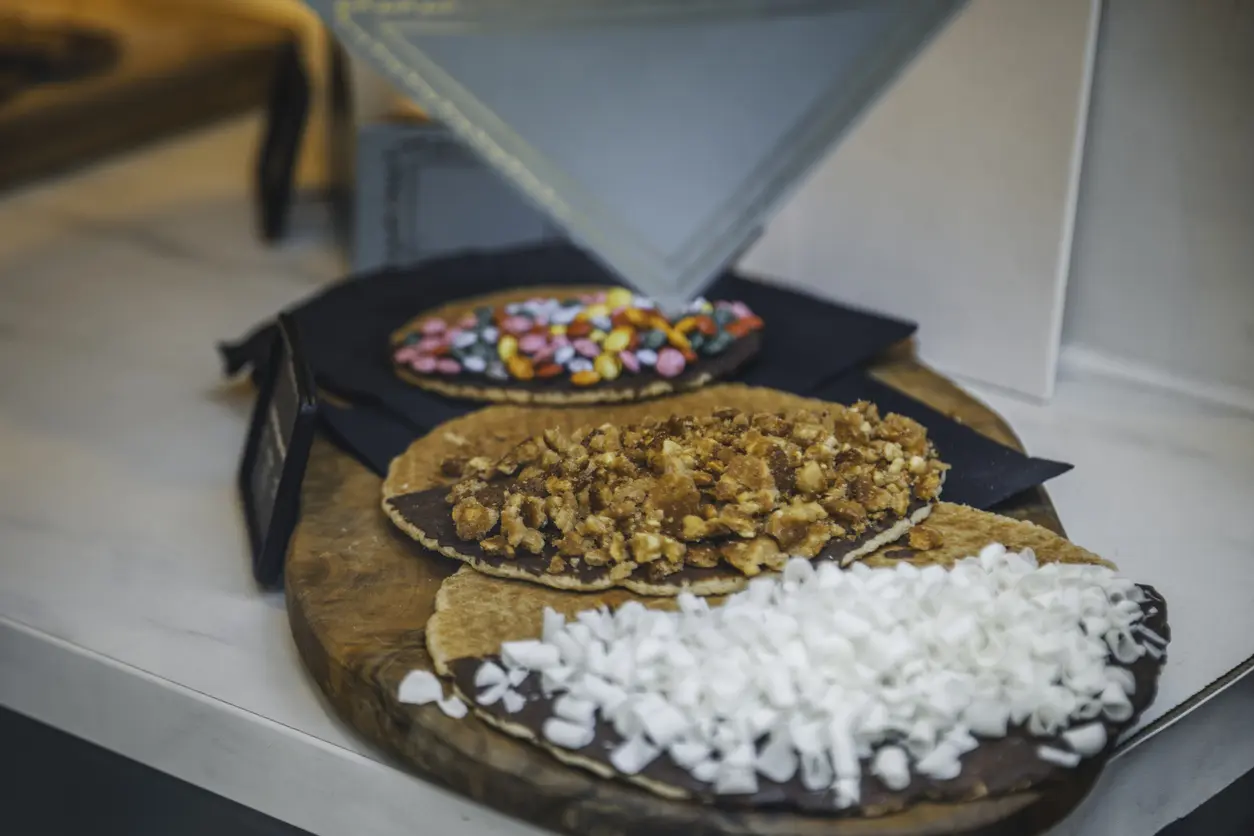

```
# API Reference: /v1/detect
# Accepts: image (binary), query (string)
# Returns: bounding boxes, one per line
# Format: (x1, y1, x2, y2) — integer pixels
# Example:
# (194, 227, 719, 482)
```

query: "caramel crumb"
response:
(908, 526, 944, 551)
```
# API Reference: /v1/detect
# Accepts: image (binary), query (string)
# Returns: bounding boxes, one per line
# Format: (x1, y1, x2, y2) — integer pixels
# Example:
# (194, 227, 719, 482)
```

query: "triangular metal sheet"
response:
(313, 0, 966, 308)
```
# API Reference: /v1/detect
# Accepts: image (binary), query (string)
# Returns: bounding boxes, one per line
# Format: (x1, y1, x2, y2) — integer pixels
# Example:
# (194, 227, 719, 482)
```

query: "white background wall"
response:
(1061, 0, 1254, 412)
(740, 0, 1100, 400)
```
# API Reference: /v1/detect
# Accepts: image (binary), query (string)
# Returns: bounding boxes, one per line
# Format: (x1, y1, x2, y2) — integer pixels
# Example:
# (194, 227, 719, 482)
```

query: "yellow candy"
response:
(584, 303, 610, 319)
(497, 334, 518, 361)
(590, 329, 607, 343)
(570, 369, 601, 387)
(594, 353, 621, 381)
(605, 287, 634, 309)
(602, 327, 633, 353)
(550, 324, 567, 336)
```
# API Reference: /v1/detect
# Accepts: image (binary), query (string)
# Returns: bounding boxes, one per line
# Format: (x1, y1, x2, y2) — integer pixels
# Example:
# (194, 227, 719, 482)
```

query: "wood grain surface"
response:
(286, 352, 1092, 836)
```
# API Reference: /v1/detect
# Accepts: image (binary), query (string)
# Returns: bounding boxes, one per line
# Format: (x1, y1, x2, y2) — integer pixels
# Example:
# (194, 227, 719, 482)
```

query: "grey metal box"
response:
(352, 120, 563, 274)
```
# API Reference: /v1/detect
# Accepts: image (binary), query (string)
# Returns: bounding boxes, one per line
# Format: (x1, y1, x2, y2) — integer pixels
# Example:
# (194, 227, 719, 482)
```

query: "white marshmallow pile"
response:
(475, 545, 1165, 806)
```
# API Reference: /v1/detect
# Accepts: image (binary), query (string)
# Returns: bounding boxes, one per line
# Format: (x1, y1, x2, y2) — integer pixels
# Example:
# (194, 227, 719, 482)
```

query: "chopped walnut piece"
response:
(908, 526, 945, 551)
(451, 498, 498, 540)
(480, 535, 510, 556)
(630, 532, 665, 564)
(821, 496, 867, 528)
(518, 495, 547, 529)
(720, 537, 782, 577)
(647, 560, 683, 582)
(681, 514, 728, 541)
(795, 460, 827, 495)
(546, 555, 567, 574)
(764, 502, 828, 550)
(686, 544, 720, 568)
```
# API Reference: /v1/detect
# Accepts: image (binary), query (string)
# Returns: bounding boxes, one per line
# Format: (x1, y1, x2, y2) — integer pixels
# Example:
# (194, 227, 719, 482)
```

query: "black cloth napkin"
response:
(220, 243, 917, 434)
(315, 370, 1070, 514)
(813, 371, 1072, 510)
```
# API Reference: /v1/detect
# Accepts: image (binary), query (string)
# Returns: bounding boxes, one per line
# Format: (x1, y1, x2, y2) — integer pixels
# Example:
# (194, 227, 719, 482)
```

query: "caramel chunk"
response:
(451, 498, 498, 540)
(908, 526, 945, 551)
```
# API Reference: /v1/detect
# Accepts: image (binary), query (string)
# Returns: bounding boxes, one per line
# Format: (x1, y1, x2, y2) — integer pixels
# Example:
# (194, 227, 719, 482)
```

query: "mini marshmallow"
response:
(476, 679, 512, 707)
(474, 661, 506, 689)
(1062, 722, 1108, 757)
(502, 640, 560, 670)
(501, 690, 526, 714)
(543, 718, 594, 750)
(397, 670, 443, 706)
(1037, 745, 1082, 768)
(437, 697, 468, 719)
(610, 734, 660, 775)
(872, 746, 911, 791)
(553, 694, 597, 726)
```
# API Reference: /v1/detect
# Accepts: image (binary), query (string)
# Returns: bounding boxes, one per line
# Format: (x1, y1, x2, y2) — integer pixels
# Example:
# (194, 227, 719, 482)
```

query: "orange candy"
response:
(666, 328, 693, 354)
(570, 370, 602, 387)
(535, 362, 564, 378)
(506, 355, 535, 381)
(694, 315, 718, 336)
(726, 315, 764, 338)
(566, 320, 593, 338)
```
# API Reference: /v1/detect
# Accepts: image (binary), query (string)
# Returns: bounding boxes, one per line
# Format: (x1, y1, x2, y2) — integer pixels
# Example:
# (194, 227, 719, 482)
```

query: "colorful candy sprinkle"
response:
(655, 347, 686, 378)
(451, 330, 478, 349)
(605, 287, 634, 309)
(570, 369, 601, 387)
(463, 356, 487, 373)
(573, 338, 601, 359)
(519, 333, 548, 355)
(619, 350, 640, 373)
(553, 345, 576, 365)
(502, 315, 533, 335)
(536, 362, 563, 378)
(419, 318, 446, 335)
(411, 354, 437, 373)
(506, 355, 535, 381)
(594, 353, 621, 381)
(635, 348, 658, 367)
(498, 334, 519, 361)
(602, 327, 632, 353)
(568, 357, 595, 374)
(435, 358, 461, 375)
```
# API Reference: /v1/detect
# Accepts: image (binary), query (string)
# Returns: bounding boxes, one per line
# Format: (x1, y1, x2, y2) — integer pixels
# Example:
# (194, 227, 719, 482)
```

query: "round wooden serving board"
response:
(286, 354, 1099, 836)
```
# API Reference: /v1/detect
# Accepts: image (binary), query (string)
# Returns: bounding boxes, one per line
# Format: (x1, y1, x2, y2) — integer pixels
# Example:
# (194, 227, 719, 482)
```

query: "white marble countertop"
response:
(1, 116, 1252, 836)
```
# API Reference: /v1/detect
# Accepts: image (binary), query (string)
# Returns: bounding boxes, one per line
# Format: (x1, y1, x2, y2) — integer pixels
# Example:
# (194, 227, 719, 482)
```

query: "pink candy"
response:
(410, 354, 438, 374)
(655, 347, 686, 378)
(458, 315, 478, 329)
(619, 350, 640, 373)
(502, 315, 533, 335)
(435, 358, 461, 375)
(419, 318, 446, 335)
(573, 338, 601, 359)
(417, 336, 445, 354)
(550, 334, 571, 348)
(394, 346, 420, 363)
(729, 301, 753, 320)
(518, 333, 548, 355)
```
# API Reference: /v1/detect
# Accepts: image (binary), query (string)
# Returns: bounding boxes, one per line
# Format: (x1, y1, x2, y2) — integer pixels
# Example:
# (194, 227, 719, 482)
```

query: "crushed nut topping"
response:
(908, 525, 945, 552)
(439, 404, 947, 576)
